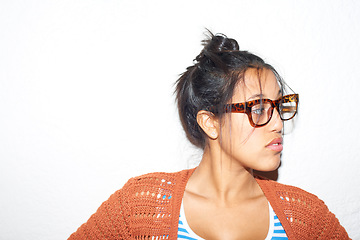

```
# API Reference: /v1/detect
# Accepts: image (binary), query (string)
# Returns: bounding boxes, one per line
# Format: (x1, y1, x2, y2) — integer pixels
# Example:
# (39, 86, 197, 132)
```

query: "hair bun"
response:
(195, 33, 239, 63)
(206, 34, 239, 52)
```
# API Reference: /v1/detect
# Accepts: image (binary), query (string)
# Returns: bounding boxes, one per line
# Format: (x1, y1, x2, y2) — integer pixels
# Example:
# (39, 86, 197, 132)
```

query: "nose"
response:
(270, 107, 283, 132)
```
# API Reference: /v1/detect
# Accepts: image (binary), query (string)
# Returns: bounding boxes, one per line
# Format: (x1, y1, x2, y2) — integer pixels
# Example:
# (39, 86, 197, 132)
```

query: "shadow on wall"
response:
(254, 169, 279, 181)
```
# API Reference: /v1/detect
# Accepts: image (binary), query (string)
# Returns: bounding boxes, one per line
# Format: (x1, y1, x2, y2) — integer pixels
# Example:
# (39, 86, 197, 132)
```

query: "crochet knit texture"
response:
(68, 168, 350, 240)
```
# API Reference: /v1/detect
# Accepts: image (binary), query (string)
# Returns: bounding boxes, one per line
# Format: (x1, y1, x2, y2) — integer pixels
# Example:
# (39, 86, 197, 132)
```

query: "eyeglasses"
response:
(225, 94, 299, 127)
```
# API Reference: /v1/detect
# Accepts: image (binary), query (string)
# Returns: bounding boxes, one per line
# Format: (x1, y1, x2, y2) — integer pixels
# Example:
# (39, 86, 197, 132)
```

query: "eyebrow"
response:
(247, 93, 264, 101)
(246, 90, 282, 101)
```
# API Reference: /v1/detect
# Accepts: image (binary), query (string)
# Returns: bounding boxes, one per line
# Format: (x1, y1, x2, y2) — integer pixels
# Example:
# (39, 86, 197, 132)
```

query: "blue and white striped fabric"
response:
(178, 218, 201, 240)
(177, 200, 204, 240)
(268, 208, 288, 240)
(177, 202, 288, 240)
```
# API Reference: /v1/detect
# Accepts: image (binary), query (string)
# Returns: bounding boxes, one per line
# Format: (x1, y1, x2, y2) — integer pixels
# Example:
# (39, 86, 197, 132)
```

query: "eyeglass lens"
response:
(279, 99, 297, 120)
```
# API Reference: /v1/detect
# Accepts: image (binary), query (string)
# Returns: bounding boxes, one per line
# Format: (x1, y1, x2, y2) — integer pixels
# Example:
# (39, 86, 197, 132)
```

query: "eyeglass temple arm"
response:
(226, 103, 247, 113)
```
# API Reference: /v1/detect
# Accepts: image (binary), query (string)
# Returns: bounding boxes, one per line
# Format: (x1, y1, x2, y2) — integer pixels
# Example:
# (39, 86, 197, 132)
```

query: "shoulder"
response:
(68, 169, 195, 239)
(256, 177, 350, 239)
(256, 177, 328, 215)
(95, 168, 194, 225)
(123, 168, 195, 189)
(114, 168, 195, 201)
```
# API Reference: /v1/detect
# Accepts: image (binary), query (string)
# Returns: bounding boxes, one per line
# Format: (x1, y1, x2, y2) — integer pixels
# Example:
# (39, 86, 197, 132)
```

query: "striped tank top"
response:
(177, 201, 288, 240)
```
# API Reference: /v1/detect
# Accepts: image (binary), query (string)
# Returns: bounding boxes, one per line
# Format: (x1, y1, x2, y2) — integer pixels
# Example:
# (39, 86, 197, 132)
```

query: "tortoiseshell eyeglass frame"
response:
(225, 94, 299, 127)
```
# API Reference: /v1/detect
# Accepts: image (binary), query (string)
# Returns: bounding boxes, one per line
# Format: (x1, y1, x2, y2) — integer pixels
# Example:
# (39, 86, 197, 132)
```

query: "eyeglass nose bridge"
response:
(272, 99, 283, 120)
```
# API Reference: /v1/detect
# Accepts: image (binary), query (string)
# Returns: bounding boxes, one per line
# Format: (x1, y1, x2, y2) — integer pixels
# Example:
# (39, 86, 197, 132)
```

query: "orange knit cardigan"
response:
(68, 168, 350, 239)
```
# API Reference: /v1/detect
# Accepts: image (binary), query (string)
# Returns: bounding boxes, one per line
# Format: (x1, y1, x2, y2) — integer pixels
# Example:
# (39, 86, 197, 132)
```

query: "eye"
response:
(252, 106, 267, 115)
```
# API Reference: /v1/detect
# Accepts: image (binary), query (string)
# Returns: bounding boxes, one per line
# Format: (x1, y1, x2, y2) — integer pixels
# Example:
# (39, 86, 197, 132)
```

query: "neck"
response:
(186, 144, 262, 205)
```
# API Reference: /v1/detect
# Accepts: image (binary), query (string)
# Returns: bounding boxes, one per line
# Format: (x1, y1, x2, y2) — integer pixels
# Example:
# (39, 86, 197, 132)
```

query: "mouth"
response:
(266, 138, 283, 152)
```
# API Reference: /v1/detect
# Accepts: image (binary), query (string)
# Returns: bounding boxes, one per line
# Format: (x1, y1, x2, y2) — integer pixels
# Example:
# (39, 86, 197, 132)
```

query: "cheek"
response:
(222, 115, 255, 147)
(241, 131, 263, 152)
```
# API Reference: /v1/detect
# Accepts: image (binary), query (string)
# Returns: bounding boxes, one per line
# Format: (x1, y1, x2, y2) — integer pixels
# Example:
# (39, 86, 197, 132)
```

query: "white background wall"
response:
(1, 0, 359, 239)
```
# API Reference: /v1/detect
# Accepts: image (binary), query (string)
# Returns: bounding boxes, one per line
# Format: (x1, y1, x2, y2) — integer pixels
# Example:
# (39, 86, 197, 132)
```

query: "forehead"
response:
(233, 68, 281, 102)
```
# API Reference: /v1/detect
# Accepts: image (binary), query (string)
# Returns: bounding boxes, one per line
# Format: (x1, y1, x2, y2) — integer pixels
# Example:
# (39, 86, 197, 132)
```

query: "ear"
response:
(196, 110, 219, 140)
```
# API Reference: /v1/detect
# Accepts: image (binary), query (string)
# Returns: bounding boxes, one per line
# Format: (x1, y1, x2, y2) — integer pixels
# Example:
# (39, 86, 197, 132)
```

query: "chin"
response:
(256, 157, 281, 172)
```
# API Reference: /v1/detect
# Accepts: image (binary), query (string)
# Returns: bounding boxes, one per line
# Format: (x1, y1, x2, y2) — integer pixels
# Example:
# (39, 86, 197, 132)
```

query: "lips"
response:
(266, 137, 283, 152)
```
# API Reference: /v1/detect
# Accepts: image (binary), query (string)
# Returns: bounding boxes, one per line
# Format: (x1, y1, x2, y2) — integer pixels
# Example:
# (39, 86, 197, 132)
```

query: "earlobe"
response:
(196, 110, 219, 140)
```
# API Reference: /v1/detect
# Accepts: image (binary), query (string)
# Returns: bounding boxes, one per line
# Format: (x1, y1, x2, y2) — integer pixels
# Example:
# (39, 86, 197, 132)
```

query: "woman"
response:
(68, 32, 350, 239)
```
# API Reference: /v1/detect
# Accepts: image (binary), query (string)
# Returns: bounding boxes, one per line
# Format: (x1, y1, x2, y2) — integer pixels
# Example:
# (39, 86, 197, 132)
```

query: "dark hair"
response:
(175, 32, 285, 149)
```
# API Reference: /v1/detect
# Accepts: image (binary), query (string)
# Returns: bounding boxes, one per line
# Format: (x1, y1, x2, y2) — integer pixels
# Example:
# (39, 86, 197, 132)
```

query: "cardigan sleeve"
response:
(314, 199, 350, 239)
(68, 180, 132, 240)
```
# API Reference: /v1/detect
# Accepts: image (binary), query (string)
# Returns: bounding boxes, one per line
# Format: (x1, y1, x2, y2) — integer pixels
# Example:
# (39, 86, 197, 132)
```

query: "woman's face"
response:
(219, 68, 283, 172)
